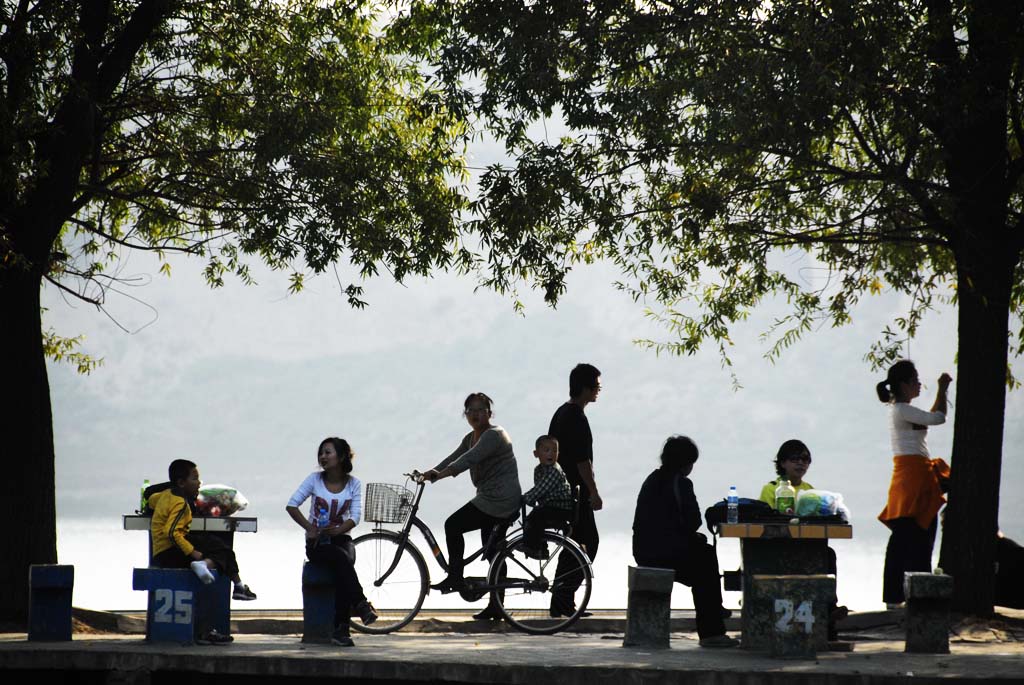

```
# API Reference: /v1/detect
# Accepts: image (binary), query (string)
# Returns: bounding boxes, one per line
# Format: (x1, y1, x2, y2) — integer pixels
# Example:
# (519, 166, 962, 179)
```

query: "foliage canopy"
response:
(410, 0, 1022, 372)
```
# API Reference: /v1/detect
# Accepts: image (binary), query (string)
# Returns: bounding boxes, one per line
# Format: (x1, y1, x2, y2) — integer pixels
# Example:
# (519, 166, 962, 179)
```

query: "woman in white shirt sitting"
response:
(876, 361, 952, 608)
(287, 437, 378, 646)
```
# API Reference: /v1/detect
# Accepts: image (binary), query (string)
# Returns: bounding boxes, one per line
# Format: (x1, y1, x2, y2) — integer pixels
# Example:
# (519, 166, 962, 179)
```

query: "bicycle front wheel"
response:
(350, 531, 428, 634)
(488, 531, 593, 635)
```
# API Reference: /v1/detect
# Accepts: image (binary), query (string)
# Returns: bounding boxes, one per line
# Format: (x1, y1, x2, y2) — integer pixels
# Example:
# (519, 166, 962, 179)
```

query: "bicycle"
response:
(349, 472, 593, 635)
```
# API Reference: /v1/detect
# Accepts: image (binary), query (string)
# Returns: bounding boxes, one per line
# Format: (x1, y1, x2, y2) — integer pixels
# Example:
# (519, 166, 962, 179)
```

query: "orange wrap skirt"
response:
(878, 455, 950, 530)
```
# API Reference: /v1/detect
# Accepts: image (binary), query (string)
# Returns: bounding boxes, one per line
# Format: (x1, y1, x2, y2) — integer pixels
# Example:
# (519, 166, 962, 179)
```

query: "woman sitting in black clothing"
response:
(632, 435, 738, 648)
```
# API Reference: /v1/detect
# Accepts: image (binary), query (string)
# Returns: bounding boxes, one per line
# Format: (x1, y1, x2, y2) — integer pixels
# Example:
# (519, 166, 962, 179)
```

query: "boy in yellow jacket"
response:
(150, 459, 257, 602)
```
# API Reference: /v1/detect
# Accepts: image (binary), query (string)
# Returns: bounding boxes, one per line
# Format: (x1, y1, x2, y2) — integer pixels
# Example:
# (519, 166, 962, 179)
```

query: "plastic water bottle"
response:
(139, 479, 150, 513)
(316, 508, 330, 529)
(775, 478, 796, 515)
(727, 486, 739, 524)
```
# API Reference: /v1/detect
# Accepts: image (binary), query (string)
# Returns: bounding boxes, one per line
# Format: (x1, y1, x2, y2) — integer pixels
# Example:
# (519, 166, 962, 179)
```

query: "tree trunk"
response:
(0, 265, 57, 625)
(939, 238, 1016, 615)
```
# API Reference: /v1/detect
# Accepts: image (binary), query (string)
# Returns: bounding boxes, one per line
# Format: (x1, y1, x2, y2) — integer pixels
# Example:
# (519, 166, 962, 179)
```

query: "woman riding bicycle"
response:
(421, 392, 522, 618)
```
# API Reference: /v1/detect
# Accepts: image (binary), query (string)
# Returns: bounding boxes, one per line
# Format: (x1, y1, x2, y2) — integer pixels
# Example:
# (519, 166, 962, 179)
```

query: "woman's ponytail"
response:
(876, 380, 892, 403)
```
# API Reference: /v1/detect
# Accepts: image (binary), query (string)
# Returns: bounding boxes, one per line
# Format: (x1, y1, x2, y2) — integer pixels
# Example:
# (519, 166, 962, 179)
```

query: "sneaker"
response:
(196, 629, 233, 645)
(473, 605, 503, 621)
(190, 561, 215, 585)
(699, 634, 740, 649)
(354, 600, 378, 626)
(232, 584, 257, 601)
(885, 602, 905, 610)
(549, 606, 593, 618)
(523, 543, 548, 560)
(430, 576, 465, 593)
(331, 628, 354, 647)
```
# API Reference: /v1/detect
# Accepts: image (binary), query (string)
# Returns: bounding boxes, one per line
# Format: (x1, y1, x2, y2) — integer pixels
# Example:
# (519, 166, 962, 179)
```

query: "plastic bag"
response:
(195, 484, 249, 517)
(795, 489, 850, 522)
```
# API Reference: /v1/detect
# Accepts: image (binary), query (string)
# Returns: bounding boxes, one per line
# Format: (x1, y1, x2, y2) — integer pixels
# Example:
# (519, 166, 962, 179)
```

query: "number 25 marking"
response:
(154, 589, 193, 624)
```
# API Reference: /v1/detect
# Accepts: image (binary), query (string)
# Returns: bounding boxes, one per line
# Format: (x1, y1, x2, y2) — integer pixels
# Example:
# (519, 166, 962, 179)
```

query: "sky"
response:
(42, 242, 1024, 612)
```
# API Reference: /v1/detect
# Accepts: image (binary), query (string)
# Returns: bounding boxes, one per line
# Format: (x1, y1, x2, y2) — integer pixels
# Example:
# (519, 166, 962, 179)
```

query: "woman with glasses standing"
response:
(420, 392, 522, 619)
(876, 361, 952, 608)
(758, 439, 816, 507)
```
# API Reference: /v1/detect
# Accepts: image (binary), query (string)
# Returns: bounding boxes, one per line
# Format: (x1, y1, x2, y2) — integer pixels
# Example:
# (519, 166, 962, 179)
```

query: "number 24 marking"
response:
(774, 598, 814, 634)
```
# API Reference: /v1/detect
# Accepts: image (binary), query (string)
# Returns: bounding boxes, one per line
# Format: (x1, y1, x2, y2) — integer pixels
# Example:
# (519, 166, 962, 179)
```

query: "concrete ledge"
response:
(1, 632, 1023, 683)
(627, 566, 675, 593)
(905, 573, 954, 600)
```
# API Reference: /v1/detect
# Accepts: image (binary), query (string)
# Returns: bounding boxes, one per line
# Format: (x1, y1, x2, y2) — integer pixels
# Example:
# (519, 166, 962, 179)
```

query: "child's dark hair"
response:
(877, 360, 917, 402)
(318, 437, 354, 476)
(535, 434, 559, 451)
(169, 459, 197, 484)
(775, 439, 811, 476)
(660, 435, 699, 471)
(463, 392, 494, 415)
(569, 363, 601, 398)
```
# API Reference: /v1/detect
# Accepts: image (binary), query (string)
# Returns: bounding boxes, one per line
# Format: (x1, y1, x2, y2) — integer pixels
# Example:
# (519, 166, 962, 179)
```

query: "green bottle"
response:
(774, 477, 796, 515)
(140, 479, 150, 513)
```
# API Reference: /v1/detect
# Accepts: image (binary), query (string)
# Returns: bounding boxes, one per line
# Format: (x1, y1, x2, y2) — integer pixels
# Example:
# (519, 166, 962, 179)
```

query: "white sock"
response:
(190, 560, 215, 585)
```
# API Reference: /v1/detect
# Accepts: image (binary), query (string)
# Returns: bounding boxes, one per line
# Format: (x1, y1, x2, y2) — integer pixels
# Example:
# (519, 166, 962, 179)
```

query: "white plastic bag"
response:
(795, 489, 850, 522)
(195, 484, 249, 517)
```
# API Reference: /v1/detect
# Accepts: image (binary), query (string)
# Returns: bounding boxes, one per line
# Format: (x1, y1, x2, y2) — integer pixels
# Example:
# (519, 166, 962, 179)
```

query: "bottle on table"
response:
(775, 477, 796, 515)
(727, 485, 739, 524)
(140, 479, 150, 513)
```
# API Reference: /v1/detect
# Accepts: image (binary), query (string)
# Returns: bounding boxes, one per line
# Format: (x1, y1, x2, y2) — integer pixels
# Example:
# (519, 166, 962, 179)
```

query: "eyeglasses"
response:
(785, 455, 812, 464)
(465, 407, 490, 415)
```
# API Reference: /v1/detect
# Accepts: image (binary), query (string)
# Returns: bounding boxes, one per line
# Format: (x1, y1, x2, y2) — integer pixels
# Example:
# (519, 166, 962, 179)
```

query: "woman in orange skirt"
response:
(876, 360, 952, 608)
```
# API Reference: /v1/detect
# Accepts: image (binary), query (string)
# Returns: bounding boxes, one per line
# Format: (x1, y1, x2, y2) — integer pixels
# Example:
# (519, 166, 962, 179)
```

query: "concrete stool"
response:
(302, 562, 337, 643)
(28, 564, 74, 641)
(749, 574, 834, 657)
(132, 568, 230, 644)
(904, 572, 953, 654)
(623, 566, 675, 649)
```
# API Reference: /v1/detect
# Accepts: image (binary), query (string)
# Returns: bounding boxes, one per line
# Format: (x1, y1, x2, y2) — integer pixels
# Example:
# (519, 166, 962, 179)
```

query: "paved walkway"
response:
(2, 609, 1021, 683)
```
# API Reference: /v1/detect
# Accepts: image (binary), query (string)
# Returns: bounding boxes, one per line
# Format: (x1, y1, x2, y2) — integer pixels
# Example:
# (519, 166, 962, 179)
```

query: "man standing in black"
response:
(548, 363, 602, 616)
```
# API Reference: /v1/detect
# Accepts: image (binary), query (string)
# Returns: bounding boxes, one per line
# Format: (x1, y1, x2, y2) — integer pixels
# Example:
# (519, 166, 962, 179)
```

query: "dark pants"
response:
(443, 501, 508, 580)
(524, 507, 572, 549)
(551, 499, 598, 612)
(882, 516, 938, 604)
(641, 541, 726, 639)
(306, 535, 365, 632)
(152, 533, 239, 580)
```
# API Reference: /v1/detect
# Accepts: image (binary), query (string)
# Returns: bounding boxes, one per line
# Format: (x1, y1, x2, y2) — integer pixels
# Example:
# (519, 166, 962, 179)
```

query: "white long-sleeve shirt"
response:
(889, 402, 946, 457)
(287, 472, 362, 530)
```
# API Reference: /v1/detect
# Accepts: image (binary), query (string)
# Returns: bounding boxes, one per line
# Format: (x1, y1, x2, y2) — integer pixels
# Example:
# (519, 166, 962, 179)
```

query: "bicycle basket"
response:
(364, 483, 414, 523)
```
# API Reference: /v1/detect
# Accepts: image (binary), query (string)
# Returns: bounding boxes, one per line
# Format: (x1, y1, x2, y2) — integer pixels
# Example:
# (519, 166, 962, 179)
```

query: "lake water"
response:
(61, 517, 893, 611)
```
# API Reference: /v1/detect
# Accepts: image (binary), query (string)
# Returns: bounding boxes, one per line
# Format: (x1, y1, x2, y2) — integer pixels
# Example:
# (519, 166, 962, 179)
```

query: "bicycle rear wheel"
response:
(350, 531, 428, 634)
(488, 531, 593, 635)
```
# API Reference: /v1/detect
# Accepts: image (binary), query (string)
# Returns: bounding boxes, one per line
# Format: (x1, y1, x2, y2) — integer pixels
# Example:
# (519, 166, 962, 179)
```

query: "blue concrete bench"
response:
(28, 565, 74, 641)
(132, 567, 230, 644)
(302, 561, 337, 643)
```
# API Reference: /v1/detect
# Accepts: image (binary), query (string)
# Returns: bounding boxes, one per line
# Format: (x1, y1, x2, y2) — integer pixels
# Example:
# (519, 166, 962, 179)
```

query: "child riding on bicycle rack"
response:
(522, 435, 574, 559)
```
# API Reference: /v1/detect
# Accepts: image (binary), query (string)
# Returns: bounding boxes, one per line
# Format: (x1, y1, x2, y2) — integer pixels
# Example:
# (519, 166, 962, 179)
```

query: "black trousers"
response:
(639, 540, 726, 639)
(524, 507, 572, 549)
(882, 516, 938, 604)
(152, 532, 239, 579)
(443, 501, 508, 579)
(306, 535, 366, 631)
(551, 499, 598, 611)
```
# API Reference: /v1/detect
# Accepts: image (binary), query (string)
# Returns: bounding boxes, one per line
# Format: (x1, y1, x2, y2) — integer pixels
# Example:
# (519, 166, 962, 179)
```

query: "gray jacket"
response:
(434, 426, 522, 517)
